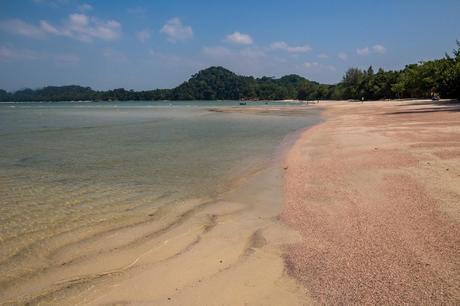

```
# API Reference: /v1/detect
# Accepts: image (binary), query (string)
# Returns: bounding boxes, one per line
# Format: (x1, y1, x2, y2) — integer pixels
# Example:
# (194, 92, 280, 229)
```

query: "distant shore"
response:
(282, 99, 460, 303)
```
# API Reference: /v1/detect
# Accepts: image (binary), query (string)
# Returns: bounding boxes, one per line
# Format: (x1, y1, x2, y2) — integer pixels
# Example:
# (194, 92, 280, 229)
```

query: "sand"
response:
(0, 107, 314, 305)
(282, 100, 460, 304)
(1, 168, 309, 305)
(2, 100, 459, 304)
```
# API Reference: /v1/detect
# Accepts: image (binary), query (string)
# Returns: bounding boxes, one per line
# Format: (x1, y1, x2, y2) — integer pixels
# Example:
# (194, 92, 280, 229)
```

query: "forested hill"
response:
(170, 67, 324, 100)
(1, 42, 459, 102)
(0, 67, 328, 102)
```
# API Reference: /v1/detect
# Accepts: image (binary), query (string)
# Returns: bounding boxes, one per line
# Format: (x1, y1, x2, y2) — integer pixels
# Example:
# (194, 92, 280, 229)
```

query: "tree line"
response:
(1, 42, 459, 102)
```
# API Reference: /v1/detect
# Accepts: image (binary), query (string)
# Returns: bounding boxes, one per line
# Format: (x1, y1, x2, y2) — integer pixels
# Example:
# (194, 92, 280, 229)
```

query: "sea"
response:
(0, 100, 320, 302)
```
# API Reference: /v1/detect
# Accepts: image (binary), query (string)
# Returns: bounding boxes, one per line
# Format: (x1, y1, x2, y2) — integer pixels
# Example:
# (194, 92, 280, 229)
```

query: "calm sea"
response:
(0, 100, 320, 299)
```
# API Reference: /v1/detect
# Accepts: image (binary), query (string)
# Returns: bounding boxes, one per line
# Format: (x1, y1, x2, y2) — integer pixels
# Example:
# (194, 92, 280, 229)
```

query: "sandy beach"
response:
(283, 100, 460, 304)
(1, 100, 459, 304)
(2, 0, 459, 303)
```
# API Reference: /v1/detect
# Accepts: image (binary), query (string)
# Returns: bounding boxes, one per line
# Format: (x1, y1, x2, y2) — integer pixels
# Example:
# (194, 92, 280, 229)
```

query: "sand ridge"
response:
(0, 113, 314, 305)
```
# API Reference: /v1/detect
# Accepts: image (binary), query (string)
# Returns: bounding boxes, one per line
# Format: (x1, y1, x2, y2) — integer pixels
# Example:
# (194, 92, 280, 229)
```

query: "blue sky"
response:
(0, 0, 459, 91)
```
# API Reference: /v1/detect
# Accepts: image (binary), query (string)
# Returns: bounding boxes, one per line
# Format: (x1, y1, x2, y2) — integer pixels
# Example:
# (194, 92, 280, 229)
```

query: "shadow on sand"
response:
(385, 100, 460, 115)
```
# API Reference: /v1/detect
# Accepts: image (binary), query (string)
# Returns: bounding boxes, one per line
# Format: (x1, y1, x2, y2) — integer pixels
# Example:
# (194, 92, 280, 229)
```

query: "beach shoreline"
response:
(52, 110, 317, 305)
(0, 104, 320, 305)
(282, 100, 460, 304)
(2, 100, 458, 304)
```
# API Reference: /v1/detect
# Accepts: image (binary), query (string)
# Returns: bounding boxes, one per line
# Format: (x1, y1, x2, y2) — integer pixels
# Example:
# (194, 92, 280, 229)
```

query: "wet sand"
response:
(283, 100, 460, 304)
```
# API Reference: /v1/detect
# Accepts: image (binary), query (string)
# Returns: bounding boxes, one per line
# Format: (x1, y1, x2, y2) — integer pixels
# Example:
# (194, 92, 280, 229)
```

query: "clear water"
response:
(0, 101, 320, 295)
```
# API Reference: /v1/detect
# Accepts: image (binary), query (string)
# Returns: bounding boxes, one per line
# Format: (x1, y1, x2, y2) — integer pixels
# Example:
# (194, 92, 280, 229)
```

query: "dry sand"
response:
(283, 100, 460, 304)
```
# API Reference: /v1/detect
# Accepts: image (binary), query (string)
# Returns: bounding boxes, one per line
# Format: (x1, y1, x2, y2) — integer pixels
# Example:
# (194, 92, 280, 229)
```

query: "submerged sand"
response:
(0, 107, 316, 305)
(283, 100, 460, 304)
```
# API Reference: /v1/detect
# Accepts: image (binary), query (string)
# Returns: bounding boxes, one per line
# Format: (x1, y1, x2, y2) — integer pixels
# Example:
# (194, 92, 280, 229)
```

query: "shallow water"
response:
(0, 101, 320, 302)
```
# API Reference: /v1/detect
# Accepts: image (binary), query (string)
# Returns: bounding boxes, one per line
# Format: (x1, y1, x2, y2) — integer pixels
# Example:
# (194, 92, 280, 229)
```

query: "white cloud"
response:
(66, 13, 121, 42)
(317, 53, 329, 59)
(270, 41, 312, 53)
(224, 32, 253, 45)
(372, 44, 386, 54)
(68, 13, 88, 27)
(136, 28, 151, 43)
(0, 19, 47, 38)
(77, 3, 93, 12)
(304, 61, 336, 71)
(338, 52, 348, 60)
(304, 62, 319, 68)
(40, 20, 60, 34)
(0, 45, 38, 61)
(0, 14, 121, 42)
(356, 47, 370, 56)
(202, 46, 268, 61)
(160, 17, 193, 42)
(357, 44, 386, 56)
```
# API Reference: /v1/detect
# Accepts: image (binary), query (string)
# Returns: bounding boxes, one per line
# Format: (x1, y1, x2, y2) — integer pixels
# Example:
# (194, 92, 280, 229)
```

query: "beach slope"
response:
(283, 100, 460, 304)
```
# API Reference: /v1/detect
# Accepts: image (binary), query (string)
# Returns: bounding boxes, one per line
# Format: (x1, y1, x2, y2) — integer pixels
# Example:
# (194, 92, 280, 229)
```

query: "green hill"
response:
(1, 41, 459, 102)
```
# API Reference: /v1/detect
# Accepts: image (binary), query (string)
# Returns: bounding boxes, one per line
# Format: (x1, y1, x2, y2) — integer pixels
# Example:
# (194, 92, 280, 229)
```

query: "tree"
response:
(0, 89, 10, 101)
(341, 68, 365, 99)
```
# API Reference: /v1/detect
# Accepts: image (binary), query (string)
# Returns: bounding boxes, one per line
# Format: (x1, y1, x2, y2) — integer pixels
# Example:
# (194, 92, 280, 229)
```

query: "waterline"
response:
(0, 101, 320, 303)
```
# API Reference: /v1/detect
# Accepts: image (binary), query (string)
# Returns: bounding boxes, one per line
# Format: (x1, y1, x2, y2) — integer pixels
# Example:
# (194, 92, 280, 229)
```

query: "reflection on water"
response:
(0, 101, 320, 300)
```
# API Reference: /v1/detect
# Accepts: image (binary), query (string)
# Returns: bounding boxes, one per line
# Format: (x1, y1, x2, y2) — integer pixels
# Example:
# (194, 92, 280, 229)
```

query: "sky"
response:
(0, 0, 459, 91)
